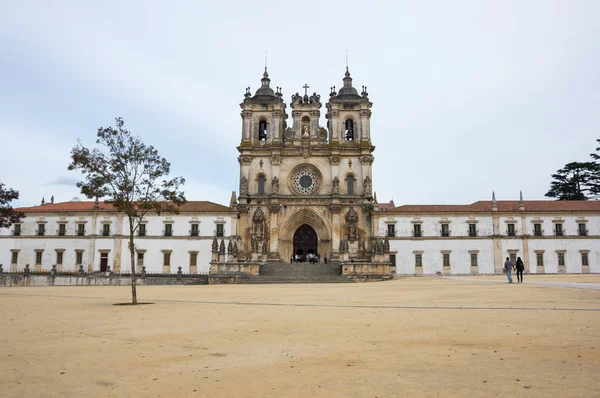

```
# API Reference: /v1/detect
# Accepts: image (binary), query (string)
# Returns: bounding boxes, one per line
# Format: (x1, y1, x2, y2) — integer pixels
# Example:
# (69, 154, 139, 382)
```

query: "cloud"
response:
(46, 177, 79, 186)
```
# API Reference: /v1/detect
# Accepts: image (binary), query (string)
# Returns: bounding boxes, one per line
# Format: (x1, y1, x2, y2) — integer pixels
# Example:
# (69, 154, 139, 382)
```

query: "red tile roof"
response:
(388, 200, 600, 213)
(17, 201, 231, 213)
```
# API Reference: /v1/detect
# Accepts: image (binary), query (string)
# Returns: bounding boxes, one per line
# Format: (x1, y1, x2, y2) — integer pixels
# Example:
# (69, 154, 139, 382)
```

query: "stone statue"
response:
(272, 176, 279, 194)
(240, 176, 248, 196)
(252, 207, 265, 237)
(332, 176, 340, 195)
(345, 208, 358, 240)
(302, 124, 309, 137)
(363, 176, 372, 196)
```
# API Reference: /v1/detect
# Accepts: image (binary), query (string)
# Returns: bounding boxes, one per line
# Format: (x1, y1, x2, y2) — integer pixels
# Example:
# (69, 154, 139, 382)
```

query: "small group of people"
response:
(290, 253, 327, 264)
(503, 256, 525, 283)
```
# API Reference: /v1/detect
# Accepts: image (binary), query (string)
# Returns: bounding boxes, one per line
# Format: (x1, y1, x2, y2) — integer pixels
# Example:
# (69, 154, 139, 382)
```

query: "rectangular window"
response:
(413, 224, 421, 237)
(257, 176, 265, 195)
(558, 253, 565, 266)
(509, 253, 517, 265)
(13, 224, 21, 236)
(77, 223, 85, 236)
(76, 251, 83, 265)
(35, 251, 43, 265)
(536, 253, 544, 266)
(37, 223, 45, 236)
(582, 253, 589, 266)
(387, 224, 395, 237)
(507, 223, 515, 236)
(415, 253, 422, 267)
(468, 223, 477, 237)
(389, 254, 396, 267)
(164, 224, 173, 237)
(11, 251, 18, 264)
(441, 223, 450, 237)
(58, 223, 66, 236)
(443, 253, 450, 267)
(56, 251, 63, 265)
(138, 224, 146, 237)
(190, 252, 198, 267)
(347, 175, 354, 195)
(191, 223, 199, 237)
(137, 252, 144, 267)
(102, 224, 110, 236)
(216, 224, 224, 237)
(578, 223, 587, 236)
(555, 224, 563, 237)
(470, 253, 478, 267)
(163, 252, 171, 266)
(534, 224, 542, 236)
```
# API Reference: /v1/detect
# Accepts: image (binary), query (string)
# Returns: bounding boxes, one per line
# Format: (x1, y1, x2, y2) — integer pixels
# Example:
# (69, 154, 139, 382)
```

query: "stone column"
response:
(492, 214, 503, 273)
(268, 204, 280, 260)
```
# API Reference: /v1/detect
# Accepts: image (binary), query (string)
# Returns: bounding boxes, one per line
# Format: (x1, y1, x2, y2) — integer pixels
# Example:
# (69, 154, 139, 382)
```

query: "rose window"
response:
(292, 167, 320, 194)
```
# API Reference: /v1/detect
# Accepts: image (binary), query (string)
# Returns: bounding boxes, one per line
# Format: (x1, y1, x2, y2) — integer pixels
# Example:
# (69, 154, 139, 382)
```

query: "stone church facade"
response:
(1, 68, 600, 277)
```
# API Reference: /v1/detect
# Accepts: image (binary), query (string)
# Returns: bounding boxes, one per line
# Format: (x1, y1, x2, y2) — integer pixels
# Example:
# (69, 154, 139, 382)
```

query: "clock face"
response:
(292, 167, 320, 194)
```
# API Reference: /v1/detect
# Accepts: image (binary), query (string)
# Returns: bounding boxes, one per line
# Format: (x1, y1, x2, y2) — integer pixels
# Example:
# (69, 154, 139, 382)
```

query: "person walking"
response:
(515, 257, 524, 283)
(504, 257, 513, 283)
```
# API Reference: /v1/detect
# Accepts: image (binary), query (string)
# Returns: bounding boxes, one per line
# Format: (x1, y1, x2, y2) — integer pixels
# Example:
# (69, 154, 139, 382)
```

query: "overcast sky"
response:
(1, 0, 598, 207)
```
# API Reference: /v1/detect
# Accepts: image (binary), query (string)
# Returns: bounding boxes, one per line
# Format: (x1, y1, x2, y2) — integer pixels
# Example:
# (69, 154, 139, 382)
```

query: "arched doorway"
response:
(293, 224, 318, 259)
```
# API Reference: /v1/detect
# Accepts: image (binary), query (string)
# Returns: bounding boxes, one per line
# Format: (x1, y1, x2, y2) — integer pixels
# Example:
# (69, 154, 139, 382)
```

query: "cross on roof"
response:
(303, 83, 309, 96)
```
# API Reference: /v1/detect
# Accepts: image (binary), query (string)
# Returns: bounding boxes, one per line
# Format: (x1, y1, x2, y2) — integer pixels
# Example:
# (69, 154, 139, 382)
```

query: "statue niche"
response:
(272, 176, 279, 194)
(345, 207, 358, 241)
(332, 176, 340, 195)
(252, 207, 265, 238)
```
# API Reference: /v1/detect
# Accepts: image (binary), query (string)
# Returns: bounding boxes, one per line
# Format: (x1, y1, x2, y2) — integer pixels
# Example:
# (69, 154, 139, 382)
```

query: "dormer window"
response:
(258, 120, 267, 141)
(344, 119, 354, 141)
(257, 175, 265, 195)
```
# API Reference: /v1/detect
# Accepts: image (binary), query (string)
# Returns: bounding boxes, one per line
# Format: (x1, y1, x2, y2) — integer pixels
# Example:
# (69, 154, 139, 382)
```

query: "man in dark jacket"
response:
(515, 257, 524, 283)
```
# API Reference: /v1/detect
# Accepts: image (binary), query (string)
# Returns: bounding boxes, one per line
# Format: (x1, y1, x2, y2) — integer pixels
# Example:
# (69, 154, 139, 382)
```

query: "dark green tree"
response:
(589, 138, 600, 198)
(545, 162, 598, 200)
(68, 117, 186, 304)
(0, 183, 24, 228)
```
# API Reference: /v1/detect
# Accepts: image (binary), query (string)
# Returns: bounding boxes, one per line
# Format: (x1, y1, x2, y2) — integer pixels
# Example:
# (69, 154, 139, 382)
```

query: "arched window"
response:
(258, 120, 267, 141)
(257, 175, 265, 195)
(347, 175, 354, 195)
(345, 119, 354, 141)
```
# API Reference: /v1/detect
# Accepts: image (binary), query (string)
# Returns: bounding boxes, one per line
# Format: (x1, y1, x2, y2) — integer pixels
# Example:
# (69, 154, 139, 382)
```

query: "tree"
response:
(589, 138, 600, 198)
(545, 162, 598, 200)
(68, 117, 186, 304)
(0, 183, 24, 228)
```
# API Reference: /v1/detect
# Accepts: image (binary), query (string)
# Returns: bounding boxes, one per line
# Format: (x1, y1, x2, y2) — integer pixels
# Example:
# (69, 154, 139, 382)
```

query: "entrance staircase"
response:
(249, 262, 353, 284)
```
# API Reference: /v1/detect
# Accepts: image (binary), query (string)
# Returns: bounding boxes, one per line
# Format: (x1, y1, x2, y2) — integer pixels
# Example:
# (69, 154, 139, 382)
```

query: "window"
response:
(164, 223, 173, 237)
(191, 223, 199, 237)
(443, 253, 450, 267)
(137, 252, 144, 267)
(387, 224, 395, 237)
(534, 224, 542, 236)
(582, 252, 589, 266)
(35, 251, 43, 265)
(216, 223, 224, 237)
(536, 253, 544, 266)
(507, 223, 515, 236)
(557, 252, 565, 266)
(102, 224, 110, 236)
(509, 253, 517, 265)
(56, 251, 63, 265)
(77, 223, 85, 236)
(389, 254, 396, 267)
(413, 224, 422, 237)
(75, 251, 84, 265)
(13, 224, 21, 236)
(470, 253, 478, 267)
(163, 252, 171, 266)
(138, 224, 146, 237)
(415, 253, 422, 267)
(578, 223, 587, 236)
(554, 223, 563, 237)
(190, 252, 198, 267)
(347, 175, 354, 195)
(258, 120, 267, 141)
(37, 223, 45, 236)
(58, 223, 66, 236)
(11, 251, 18, 264)
(257, 175, 265, 195)
(468, 223, 477, 237)
(441, 223, 450, 237)
(344, 119, 354, 140)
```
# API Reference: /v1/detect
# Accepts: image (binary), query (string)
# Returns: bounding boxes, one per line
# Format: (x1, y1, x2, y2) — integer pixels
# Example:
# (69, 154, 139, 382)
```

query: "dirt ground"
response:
(1, 275, 599, 397)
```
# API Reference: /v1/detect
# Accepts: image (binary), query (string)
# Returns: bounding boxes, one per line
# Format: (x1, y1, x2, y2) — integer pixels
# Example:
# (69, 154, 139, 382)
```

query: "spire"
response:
(229, 191, 237, 209)
(519, 190, 525, 211)
(373, 191, 378, 204)
(492, 191, 498, 211)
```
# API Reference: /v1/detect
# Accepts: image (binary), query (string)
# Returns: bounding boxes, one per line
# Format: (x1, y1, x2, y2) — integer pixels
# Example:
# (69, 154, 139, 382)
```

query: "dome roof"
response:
(336, 68, 362, 99)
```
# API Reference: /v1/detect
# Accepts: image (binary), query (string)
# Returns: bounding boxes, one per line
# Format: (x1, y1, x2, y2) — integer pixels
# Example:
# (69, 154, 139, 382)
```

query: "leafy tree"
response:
(68, 117, 186, 304)
(545, 162, 598, 200)
(590, 138, 600, 198)
(0, 183, 24, 228)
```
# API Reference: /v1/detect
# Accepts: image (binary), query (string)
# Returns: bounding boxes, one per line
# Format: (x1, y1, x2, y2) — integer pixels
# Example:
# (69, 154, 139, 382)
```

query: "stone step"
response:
(259, 263, 342, 276)
(244, 275, 354, 284)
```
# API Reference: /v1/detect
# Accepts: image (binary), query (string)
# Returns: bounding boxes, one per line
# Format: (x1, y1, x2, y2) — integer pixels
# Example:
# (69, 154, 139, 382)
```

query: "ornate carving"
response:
(252, 208, 265, 237)
(271, 155, 282, 165)
(329, 155, 340, 165)
(318, 127, 328, 140)
(302, 123, 310, 137)
(332, 176, 340, 195)
(273, 111, 281, 118)
(243, 111, 252, 118)
(284, 129, 294, 140)
(362, 203, 373, 213)
(360, 110, 370, 117)
(239, 156, 252, 164)
(227, 240, 233, 254)
(240, 177, 248, 196)
(384, 236, 390, 252)
(268, 204, 281, 214)
(301, 145, 310, 158)
(329, 204, 342, 214)
(211, 237, 219, 253)
(360, 156, 373, 164)
(237, 204, 249, 214)
(219, 239, 226, 255)
(345, 208, 359, 240)
(261, 240, 268, 254)
(272, 176, 279, 194)
(330, 110, 339, 117)
(309, 94, 321, 105)
(363, 176, 372, 197)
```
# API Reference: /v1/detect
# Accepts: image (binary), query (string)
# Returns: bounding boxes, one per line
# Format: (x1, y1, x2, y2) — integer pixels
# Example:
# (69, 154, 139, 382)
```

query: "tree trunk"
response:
(129, 219, 137, 305)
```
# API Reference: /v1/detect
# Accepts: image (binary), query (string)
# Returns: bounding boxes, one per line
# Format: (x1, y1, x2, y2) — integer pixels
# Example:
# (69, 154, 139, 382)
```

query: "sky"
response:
(1, 0, 599, 207)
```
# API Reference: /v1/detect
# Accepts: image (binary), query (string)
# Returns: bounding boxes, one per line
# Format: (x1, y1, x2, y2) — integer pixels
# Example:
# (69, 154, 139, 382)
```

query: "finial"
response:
(519, 190, 525, 211)
(373, 191, 378, 204)
(492, 191, 498, 211)
(265, 50, 267, 71)
(50, 195, 54, 204)
(41, 197, 45, 205)
(492, 191, 496, 202)
(345, 49, 348, 70)
(520, 190, 524, 203)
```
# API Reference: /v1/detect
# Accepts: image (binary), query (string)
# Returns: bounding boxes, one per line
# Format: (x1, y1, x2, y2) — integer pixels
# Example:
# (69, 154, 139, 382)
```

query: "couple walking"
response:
(504, 256, 524, 283)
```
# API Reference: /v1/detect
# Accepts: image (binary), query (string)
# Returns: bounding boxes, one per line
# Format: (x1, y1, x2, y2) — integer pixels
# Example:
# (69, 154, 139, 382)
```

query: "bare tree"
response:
(68, 117, 186, 304)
